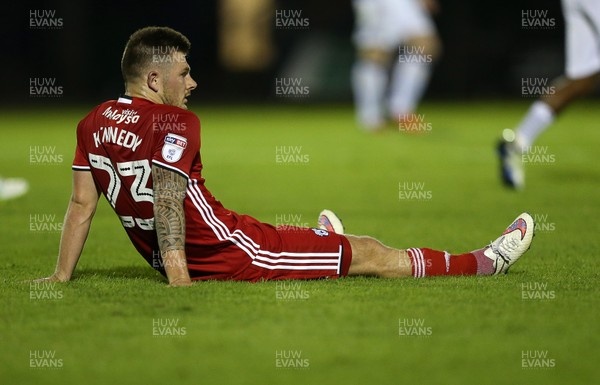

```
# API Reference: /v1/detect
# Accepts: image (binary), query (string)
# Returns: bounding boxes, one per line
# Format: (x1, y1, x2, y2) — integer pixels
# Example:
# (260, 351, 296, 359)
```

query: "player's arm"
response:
(152, 165, 192, 287)
(33, 170, 100, 282)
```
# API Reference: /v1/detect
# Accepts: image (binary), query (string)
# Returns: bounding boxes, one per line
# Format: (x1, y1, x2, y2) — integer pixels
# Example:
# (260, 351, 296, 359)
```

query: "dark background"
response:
(10, 0, 569, 105)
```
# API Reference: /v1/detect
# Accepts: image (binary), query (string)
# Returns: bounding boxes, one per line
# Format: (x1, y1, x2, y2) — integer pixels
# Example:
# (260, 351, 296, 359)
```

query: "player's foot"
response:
(359, 121, 394, 134)
(0, 177, 29, 201)
(483, 212, 535, 275)
(364, 124, 387, 133)
(498, 129, 524, 189)
(317, 209, 345, 234)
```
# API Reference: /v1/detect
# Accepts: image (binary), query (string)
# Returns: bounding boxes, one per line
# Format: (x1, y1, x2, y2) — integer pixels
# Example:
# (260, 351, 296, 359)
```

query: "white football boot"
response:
(484, 212, 535, 274)
(498, 129, 525, 190)
(317, 209, 345, 234)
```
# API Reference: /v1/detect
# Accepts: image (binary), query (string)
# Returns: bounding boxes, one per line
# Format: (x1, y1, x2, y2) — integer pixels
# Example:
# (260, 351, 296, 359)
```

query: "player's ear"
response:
(147, 71, 160, 93)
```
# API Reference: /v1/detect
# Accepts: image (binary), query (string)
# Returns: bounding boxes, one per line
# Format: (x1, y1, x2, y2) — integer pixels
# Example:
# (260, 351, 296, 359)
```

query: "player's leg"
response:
(345, 212, 535, 278)
(345, 235, 410, 277)
(541, 73, 600, 114)
(346, 235, 485, 278)
(499, 0, 600, 188)
(387, 0, 440, 122)
(388, 34, 440, 121)
(352, 48, 392, 131)
(512, 73, 600, 154)
(519, 0, 600, 142)
(499, 78, 600, 190)
(351, 0, 402, 131)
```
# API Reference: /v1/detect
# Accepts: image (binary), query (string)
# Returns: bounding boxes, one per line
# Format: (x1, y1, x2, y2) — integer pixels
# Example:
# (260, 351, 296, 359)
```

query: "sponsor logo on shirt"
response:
(164, 135, 187, 149)
(161, 133, 187, 163)
(101, 106, 140, 124)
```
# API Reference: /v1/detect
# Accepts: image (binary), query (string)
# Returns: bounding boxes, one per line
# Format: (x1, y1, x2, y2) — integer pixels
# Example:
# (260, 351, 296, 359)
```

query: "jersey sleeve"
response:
(72, 118, 91, 171)
(151, 110, 200, 179)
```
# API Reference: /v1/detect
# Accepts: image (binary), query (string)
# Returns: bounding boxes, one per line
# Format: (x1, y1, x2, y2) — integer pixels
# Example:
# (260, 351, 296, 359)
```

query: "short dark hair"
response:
(121, 26, 191, 84)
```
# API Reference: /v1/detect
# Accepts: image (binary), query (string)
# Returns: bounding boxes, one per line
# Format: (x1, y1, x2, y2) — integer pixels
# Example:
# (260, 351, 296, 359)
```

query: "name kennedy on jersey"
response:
(93, 126, 143, 152)
(92, 106, 143, 151)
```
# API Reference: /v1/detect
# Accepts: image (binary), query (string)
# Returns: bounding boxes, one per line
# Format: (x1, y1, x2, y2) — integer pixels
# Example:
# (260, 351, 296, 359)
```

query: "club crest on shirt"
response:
(311, 228, 329, 237)
(161, 133, 187, 163)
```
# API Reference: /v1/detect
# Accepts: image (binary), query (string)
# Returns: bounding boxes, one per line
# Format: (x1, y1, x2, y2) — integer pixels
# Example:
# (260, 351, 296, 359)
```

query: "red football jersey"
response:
(73, 96, 351, 281)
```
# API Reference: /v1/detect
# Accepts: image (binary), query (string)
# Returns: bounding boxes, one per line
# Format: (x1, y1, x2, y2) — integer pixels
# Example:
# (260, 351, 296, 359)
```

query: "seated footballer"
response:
(34, 27, 535, 286)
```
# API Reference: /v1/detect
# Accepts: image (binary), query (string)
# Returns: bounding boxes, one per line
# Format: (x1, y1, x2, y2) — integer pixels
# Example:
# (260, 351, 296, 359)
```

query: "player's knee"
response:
(358, 48, 392, 66)
(405, 35, 441, 61)
(543, 74, 599, 112)
(429, 35, 442, 60)
(572, 73, 600, 96)
(346, 234, 387, 257)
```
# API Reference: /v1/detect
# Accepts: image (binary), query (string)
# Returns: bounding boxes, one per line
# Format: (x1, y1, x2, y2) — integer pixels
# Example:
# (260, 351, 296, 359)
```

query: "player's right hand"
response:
(29, 273, 69, 283)
(168, 278, 193, 287)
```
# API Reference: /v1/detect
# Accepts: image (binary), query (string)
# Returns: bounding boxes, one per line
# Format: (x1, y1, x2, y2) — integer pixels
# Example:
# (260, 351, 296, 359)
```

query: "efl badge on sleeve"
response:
(161, 133, 187, 163)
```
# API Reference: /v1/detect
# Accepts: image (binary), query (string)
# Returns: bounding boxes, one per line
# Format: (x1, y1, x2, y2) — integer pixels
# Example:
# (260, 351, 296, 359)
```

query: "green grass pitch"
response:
(1, 101, 598, 385)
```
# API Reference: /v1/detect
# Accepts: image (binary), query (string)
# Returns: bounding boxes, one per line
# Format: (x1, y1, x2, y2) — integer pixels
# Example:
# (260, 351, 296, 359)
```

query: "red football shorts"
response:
(186, 223, 353, 282)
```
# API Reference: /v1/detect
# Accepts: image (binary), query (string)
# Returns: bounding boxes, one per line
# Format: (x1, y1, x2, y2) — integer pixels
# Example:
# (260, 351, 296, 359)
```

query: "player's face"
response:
(161, 51, 197, 109)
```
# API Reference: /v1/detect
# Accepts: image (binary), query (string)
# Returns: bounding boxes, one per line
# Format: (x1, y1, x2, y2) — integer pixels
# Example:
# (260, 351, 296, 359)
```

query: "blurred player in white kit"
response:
(0, 177, 28, 201)
(499, 0, 600, 189)
(351, 0, 441, 132)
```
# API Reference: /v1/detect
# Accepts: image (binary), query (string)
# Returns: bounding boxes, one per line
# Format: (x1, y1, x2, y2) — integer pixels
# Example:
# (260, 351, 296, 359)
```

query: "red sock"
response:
(406, 247, 491, 277)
